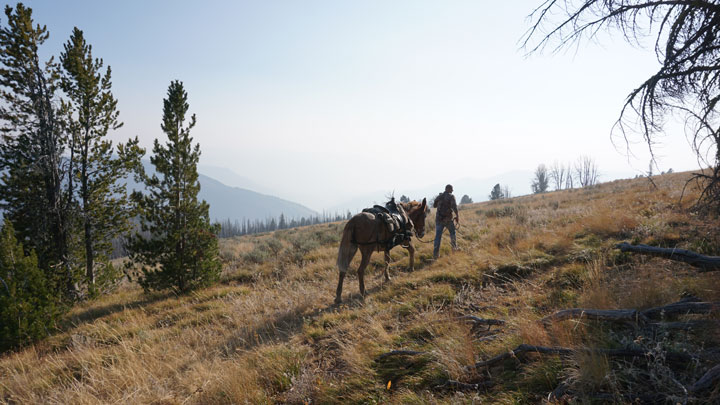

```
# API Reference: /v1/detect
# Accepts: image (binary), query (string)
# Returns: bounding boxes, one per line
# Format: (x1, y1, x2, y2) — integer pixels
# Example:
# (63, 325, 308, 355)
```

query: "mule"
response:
(335, 198, 428, 304)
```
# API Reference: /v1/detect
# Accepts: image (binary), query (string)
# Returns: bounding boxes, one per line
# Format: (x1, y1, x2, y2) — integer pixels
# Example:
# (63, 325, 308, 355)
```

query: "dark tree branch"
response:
(471, 343, 693, 370)
(523, 0, 720, 213)
(689, 363, 720, 393)
(457, 315, 506, 327)
(541, 298, 719, 325)
(642, 300, 720, 318)
(616, 242, 720, 271)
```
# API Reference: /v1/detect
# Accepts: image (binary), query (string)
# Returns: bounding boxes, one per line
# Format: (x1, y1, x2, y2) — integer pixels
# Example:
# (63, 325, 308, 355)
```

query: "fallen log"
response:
(548, 381, 570, 401)
(471, 344, 693, 370)
(457, 315, 505, 327)
(615, 242, 720, 271)
(689, 363, 720, 393)
(541, 300, 719, 325)
(649, 320, 720, 330)
(642, 301, 720, 319)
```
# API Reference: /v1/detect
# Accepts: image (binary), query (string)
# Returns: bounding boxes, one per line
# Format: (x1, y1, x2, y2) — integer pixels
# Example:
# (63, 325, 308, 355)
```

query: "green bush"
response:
(0, 222, 61, 352)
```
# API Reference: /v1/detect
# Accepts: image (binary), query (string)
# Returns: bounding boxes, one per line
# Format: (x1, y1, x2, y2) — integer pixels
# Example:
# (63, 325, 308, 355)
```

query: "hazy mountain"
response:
(197, 164, 273, 195)
(197, 174, 317, 222)
(127, 161, 317, 222)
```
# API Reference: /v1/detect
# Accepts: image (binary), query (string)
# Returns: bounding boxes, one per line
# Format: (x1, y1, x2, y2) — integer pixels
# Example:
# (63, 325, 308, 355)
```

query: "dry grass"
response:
(1, 171, 719, 404)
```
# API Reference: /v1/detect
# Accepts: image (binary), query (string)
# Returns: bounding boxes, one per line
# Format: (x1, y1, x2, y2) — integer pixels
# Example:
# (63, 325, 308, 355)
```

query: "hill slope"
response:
(1, 172, 719, 403)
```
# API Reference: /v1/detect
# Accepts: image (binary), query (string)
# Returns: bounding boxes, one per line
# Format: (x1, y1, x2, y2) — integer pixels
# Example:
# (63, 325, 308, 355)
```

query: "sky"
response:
(23, 0, 701, 211)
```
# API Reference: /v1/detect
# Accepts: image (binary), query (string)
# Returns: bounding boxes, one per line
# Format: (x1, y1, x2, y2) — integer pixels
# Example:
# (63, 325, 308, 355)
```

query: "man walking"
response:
(433, 184, 459, 259)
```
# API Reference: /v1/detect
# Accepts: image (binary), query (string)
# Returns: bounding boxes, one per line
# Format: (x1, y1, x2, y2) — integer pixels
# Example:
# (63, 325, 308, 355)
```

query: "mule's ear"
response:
(421, 198, 427, 208)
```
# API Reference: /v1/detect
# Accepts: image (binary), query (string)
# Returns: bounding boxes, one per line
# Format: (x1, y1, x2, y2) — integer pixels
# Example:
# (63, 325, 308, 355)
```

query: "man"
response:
(433, 184, 459, 259)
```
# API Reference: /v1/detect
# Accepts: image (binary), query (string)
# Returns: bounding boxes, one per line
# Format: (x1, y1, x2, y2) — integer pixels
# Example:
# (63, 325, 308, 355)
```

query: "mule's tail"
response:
(337, 221, 358, 273)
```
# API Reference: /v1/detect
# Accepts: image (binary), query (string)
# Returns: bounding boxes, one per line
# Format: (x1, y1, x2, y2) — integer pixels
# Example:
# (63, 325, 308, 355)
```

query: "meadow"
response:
(1, 172, 719, 404)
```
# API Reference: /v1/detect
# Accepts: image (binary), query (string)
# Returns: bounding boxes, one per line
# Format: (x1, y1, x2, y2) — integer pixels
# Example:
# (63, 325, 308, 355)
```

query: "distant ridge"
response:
(127, 161, 317, 223)
(197, 174, 317, 222)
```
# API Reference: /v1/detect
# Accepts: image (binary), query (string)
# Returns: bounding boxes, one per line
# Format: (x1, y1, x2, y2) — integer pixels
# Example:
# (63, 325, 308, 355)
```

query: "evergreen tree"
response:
(0, 4, 75, 298)
(127, 81, 220, 293)
(0, 221, 60, 351)
(489, 183, 504, 200)
(59, 27, 143, 296)
(460, 194, 473, 204)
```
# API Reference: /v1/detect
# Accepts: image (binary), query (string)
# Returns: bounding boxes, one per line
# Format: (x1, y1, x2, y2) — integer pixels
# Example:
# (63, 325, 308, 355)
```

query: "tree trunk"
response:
(82, 136, 95, 290)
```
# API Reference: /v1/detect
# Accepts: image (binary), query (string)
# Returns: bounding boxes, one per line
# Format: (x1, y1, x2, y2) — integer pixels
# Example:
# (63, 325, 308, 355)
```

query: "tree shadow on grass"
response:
(220, 284, 383, 356)
(61, 290, 176, 332)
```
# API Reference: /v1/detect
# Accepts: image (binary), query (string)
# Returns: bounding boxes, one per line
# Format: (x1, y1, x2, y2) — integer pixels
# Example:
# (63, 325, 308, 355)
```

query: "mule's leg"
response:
(357, 249, 372, 298)
(335, 271, 346, 304)
(383, 249, 391, 282)
(406, 243, 416, 271)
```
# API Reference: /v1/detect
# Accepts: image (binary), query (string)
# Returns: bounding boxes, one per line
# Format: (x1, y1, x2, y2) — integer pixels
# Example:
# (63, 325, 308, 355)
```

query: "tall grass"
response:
(1, 171, 717, 403)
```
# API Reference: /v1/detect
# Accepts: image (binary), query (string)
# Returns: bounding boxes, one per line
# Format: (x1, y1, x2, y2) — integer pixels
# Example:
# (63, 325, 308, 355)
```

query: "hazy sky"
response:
(25, 0, 700, 210)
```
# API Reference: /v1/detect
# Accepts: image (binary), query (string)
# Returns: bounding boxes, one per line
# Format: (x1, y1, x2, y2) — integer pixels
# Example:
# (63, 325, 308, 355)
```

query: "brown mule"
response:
(335, 199, 428, 304)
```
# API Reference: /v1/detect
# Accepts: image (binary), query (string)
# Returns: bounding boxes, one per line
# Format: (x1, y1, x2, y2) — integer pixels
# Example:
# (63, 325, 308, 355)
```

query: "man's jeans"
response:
(433, 220, 457, 258)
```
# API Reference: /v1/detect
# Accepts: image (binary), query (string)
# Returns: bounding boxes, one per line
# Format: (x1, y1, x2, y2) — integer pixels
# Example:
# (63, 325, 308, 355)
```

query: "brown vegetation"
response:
(1, 171, 719, 403)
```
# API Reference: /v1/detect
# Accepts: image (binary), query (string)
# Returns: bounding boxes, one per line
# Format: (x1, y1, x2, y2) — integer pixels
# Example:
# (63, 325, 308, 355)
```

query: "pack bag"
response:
(361, 199, 413, 248)
(434, 192, 454, 222)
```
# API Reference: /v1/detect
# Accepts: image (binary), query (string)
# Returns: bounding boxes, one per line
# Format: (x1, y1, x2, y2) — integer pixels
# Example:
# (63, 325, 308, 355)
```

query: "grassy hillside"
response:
(1, 172, 719, 404)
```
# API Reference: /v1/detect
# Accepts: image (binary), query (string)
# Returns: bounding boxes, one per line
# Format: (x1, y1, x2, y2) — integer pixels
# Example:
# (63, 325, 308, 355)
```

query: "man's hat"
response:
(445, 184, 453, 192)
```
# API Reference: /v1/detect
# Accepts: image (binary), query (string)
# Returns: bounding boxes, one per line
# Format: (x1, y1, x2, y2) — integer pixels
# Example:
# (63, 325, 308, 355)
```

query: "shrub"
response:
(0, 222, 61, 351)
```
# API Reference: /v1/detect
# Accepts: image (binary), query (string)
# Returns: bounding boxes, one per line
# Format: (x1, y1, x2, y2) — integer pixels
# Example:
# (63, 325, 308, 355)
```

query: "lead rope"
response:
(413, 228, 434, 244)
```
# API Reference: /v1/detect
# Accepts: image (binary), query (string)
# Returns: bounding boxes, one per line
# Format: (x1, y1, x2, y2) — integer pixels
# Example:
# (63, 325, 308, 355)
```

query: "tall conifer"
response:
(0, 4, 74, 298)
(127, 81, 220, 293)
(59, 27, 143, 295)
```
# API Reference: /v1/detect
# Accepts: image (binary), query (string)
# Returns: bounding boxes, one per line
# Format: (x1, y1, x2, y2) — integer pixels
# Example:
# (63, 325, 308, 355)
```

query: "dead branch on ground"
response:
(457, 315, 505, 327)
(689, 363, 720, 394)
(470, 344, 693, 371)
(541, 298, 720, 325)
(616, 242, 720, 271)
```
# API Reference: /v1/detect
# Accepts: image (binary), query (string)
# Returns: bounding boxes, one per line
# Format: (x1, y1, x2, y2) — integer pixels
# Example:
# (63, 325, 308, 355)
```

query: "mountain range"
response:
(128, 161, 318, 223)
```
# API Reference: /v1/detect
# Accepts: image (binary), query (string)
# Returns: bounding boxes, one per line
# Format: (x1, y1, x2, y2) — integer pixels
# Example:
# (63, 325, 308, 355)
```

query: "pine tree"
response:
(59, 27, 143, 296)
(127, 81, 220, 293)
(489, 183, 504, 200)
(460, 194, 473, 204)
(0, 221, 60, 351)
(0, 4, 75, 298)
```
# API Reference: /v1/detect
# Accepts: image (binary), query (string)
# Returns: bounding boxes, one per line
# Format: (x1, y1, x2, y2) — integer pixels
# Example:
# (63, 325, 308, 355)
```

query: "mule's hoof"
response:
(334, 297, 342, 305)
